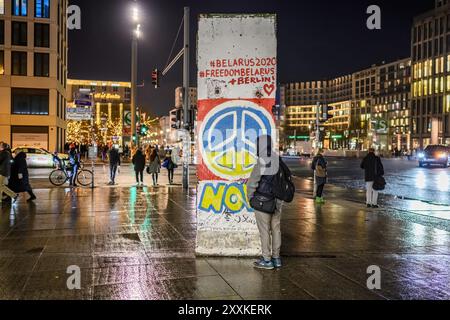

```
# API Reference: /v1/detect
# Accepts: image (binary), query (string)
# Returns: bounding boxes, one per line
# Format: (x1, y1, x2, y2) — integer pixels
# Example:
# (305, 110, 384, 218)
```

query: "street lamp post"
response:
(182, 6, 190, 190)
(131, 3, 140, 148)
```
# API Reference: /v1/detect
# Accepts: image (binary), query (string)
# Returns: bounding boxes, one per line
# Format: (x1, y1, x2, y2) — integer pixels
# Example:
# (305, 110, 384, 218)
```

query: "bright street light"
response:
(135, 24, 141, 38)
(132, 5, 139, 23)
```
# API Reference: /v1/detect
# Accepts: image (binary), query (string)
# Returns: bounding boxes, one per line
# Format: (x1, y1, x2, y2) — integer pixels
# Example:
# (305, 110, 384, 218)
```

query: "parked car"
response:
(12, 147, 69, 168)
(418, 145, 450, 168)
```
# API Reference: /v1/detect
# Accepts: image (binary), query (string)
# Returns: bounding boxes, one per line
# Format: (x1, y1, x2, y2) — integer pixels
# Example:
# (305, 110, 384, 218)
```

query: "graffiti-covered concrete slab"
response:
(196, 14, 277, 256)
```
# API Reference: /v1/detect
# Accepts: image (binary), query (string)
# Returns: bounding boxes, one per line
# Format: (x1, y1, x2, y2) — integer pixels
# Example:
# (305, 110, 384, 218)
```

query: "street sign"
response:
(67, 106, 93, 121)
(74, 100, 92, 107)
(88, 146, 97, 160)
(124, 111, 132, 126)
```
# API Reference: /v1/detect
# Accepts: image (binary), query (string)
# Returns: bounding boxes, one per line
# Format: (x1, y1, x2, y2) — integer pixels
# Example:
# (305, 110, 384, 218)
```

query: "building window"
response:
(12, 0, 28, 16)
(35, 0, 50, 18)
(0, 0, 4, 15)
(34, 23, 49, 47)
(34, 53, 49, 77)
(0, 20, 4, 44)
(0, 50, 4, 75)
(12, 51, 27, 76)
(12, 88, 49, 115)
(12, 21, 27, 46)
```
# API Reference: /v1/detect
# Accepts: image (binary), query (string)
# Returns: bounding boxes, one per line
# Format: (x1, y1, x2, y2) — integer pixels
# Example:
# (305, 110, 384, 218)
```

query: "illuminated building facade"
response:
(66, 79, 131, 145)
(284, 61, 411, 152)
(0, 0, 68, 152)
(374, 58, 412, 152)
(411, 0, 450, 148)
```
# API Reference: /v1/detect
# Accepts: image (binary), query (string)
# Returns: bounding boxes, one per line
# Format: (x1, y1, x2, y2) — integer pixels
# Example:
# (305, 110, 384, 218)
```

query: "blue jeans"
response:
(110, 165, 118, 183)
(70, 165, 78, 186)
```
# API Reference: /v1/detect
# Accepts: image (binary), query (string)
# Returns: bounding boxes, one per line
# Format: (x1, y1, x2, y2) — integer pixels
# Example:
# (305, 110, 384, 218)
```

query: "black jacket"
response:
(0, 149, 12, 178)
(132, 151, 146, 172)
(9, 152, 30, 192)
(361, 152, 384, 182)
(69, 149, 80, 166)
(109, 148, 121, 166)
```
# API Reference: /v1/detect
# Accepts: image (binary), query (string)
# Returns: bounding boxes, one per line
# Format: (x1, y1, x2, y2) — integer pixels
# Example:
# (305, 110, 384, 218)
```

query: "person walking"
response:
(311, 149, 328, 204)
(148, 149, 161, 187)
(163, 151, 177, 185)
(132, 148, 146, 186)
(101, 145, 108, 163)
(361, 148, 385, 208)
(9, 150, 36, 202)
(68, 144, 80, 187)
(0, 143, 18, 204)
(247, 135, 284, 270)
(108, 145, 121, 185)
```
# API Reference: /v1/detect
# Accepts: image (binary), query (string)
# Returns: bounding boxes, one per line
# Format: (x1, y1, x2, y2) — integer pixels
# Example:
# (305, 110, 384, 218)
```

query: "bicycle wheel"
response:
(77, 170, 93, 187)
(49, 170, 68, 186)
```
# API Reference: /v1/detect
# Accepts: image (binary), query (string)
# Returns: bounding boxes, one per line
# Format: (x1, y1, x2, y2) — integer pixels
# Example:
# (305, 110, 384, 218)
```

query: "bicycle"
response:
(49, 156, 93, 187)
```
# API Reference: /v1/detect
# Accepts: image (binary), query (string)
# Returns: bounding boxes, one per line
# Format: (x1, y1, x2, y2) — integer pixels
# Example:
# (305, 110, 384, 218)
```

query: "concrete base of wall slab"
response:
(195, 230, 261, 257)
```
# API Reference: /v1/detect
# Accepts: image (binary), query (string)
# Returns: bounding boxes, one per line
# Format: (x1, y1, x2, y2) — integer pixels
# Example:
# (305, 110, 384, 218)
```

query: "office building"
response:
(0, 0, 68, 152)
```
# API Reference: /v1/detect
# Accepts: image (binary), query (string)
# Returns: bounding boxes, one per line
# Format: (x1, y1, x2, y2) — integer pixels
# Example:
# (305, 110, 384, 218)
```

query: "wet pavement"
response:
(1, 165, 450, 300)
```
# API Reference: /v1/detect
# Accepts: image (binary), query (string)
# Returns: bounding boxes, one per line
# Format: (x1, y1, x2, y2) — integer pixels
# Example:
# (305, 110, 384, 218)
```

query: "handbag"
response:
(316, 165, 327, 178)
(162, 159, 169, 169)
(146, 166, 151, 175)
(373, 158, 386, 191)
(250, 193, 277, 214)
(249, 175, 277, 214)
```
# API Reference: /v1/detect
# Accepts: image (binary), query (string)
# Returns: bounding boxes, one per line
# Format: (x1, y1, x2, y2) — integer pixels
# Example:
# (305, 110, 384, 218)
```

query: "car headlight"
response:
(418, 153, 425, 159)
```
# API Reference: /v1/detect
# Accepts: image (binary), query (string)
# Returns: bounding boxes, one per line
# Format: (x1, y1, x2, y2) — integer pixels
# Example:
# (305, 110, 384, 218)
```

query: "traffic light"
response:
(152, 69, 160, 88)
(272, 105, 281, 120)
(171, 109, 183, 129)
(188, 109, 196, 131)
(319, 129, 326, 142)
(140, 125, 149, 136)
(321, 104, 333, 121)
(136, 124, 141, 136)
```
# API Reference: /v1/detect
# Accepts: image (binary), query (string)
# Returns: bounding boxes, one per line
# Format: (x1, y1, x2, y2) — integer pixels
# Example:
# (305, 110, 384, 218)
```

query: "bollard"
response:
(91, 160, 95, 189)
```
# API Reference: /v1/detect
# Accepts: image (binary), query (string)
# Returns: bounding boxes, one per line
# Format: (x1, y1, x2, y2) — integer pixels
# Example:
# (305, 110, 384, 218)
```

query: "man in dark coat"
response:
(0, 142, 18, 204)
(10, 150, 36, 202)
(132, 148, 146, 186)
(108, 146, 121, 185)
(361, 148, 385, 208)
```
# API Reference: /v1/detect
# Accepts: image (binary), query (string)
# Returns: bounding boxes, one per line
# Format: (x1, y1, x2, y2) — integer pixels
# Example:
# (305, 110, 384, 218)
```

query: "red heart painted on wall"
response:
(263, 84, 275, 96)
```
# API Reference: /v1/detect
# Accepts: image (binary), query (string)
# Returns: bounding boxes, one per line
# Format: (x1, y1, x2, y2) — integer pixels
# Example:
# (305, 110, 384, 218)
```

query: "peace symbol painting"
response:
(196, 14, 277, 256)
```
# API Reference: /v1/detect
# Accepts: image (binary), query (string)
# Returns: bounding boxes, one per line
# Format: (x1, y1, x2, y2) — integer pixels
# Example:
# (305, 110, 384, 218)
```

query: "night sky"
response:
(69, 0, 435, 116)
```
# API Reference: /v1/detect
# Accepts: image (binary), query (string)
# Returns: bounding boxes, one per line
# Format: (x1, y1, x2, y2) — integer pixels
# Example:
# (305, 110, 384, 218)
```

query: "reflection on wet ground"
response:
(1, 184, 449, 300)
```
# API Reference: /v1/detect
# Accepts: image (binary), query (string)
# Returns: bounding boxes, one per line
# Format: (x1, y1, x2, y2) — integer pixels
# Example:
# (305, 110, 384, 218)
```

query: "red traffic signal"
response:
(152, 69, 160, 88)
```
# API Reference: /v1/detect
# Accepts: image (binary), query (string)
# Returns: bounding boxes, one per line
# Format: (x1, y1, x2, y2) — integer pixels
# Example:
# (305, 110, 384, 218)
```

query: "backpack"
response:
(272, 159, 296, 203)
